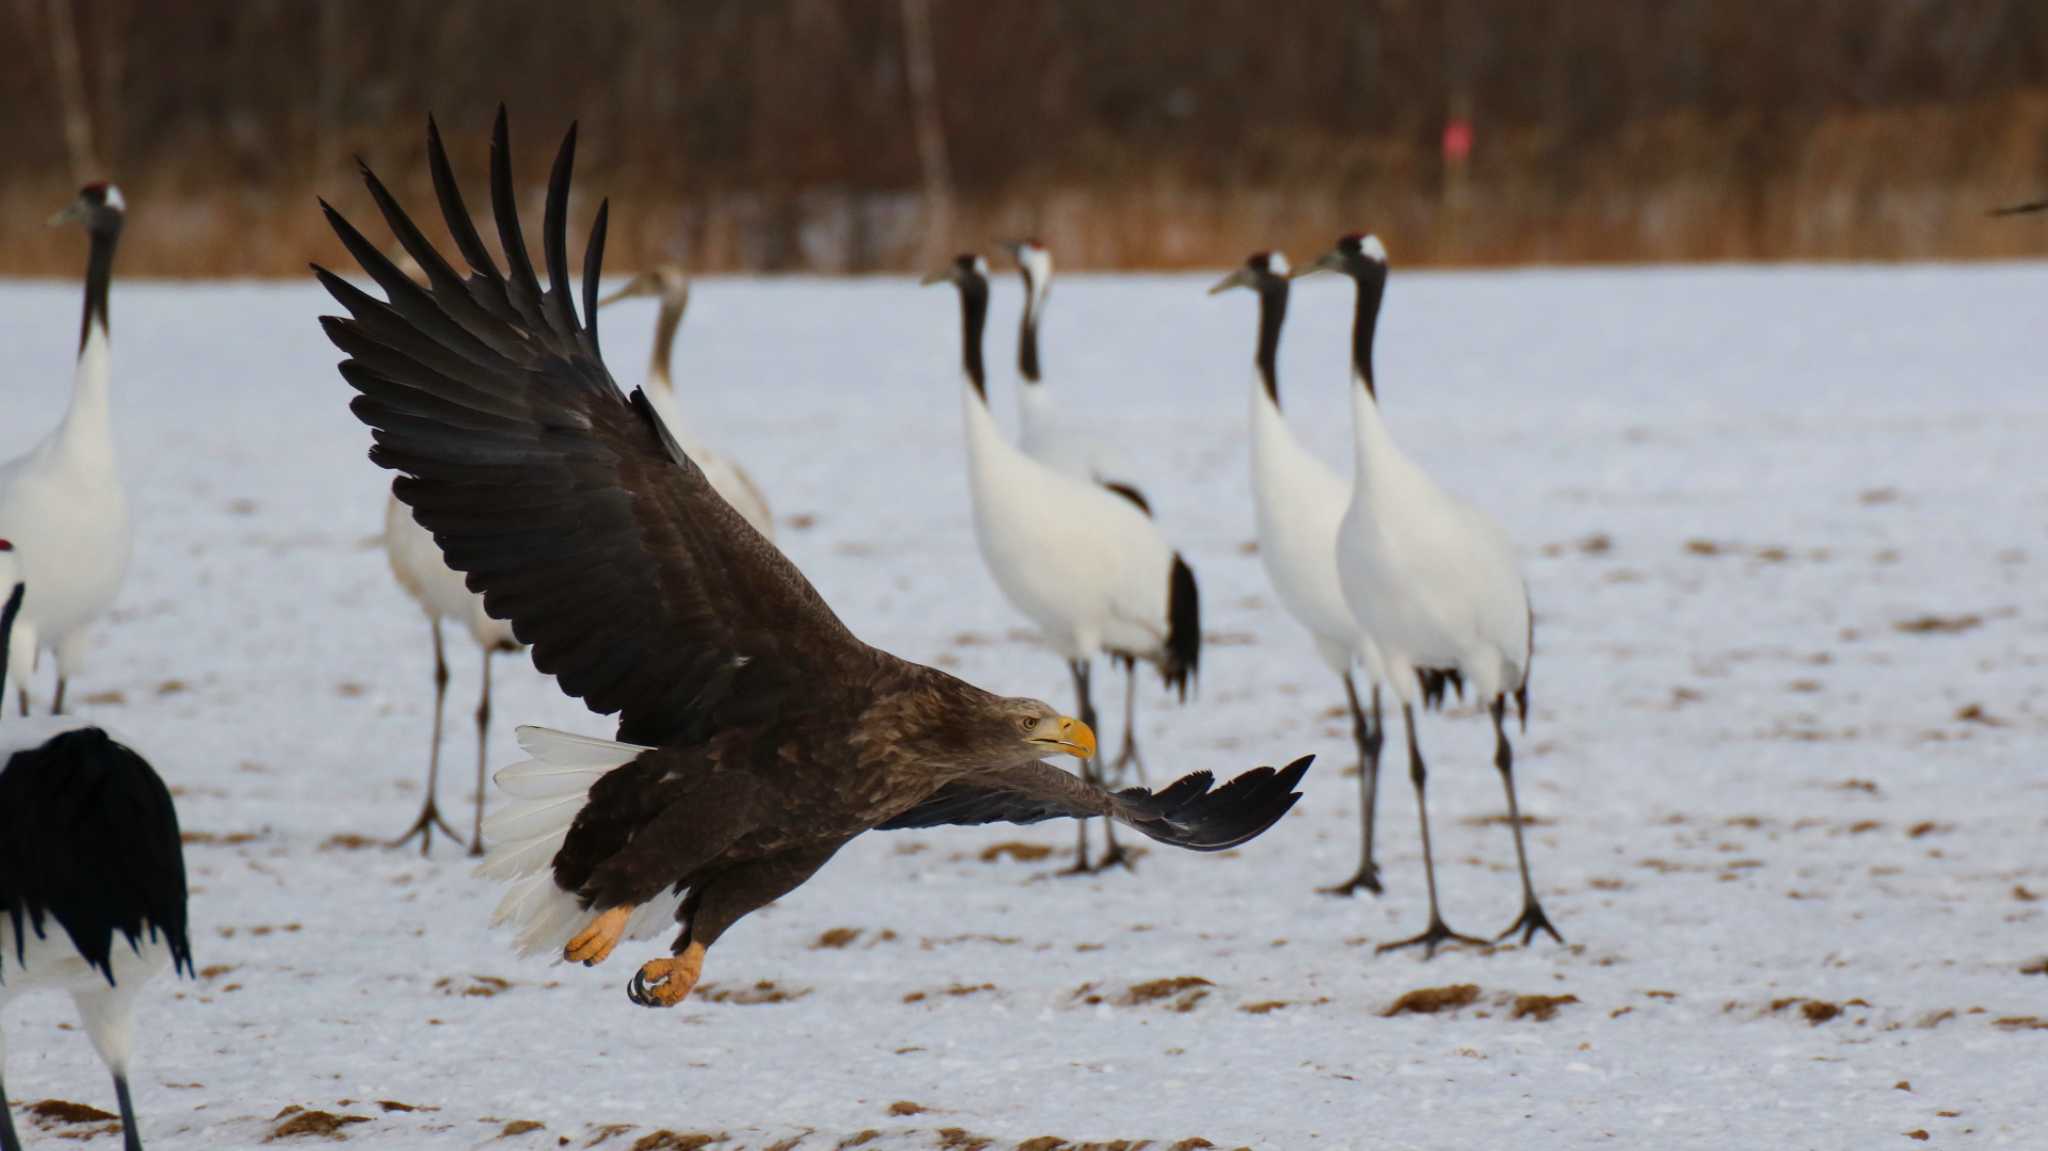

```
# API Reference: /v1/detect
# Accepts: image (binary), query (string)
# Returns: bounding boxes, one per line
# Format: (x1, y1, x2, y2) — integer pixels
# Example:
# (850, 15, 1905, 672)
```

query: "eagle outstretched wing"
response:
(881, 756, 1311, 851)
(316, 109, 874, 747)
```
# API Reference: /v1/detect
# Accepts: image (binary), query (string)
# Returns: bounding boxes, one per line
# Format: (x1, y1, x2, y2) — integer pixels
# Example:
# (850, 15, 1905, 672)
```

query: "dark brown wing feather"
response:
(880, 756, 1313, 852)
(315, 109, 872, 746)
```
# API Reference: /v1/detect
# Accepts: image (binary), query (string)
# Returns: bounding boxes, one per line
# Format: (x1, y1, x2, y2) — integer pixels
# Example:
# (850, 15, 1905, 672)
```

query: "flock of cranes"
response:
(0, 115, 1569, 1145)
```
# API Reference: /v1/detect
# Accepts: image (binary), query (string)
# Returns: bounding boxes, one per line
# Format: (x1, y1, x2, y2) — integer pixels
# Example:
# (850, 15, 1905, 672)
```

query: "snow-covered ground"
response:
(2, 263, 2045, 1149)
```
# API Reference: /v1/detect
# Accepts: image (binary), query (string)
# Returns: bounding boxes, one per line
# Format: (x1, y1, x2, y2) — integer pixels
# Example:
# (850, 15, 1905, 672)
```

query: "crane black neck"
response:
(958, 275, 989, 399)
(0, 582, 22, 707)
(79, 218, 121, 356)
(1349, 263, 1385, 398)
(1016, 270, 1042, 384)
(1255, 277, 1290, 406)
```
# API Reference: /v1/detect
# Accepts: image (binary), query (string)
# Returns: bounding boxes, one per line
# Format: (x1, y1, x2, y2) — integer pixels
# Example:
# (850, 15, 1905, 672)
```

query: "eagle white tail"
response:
(476, 726, 681, 957)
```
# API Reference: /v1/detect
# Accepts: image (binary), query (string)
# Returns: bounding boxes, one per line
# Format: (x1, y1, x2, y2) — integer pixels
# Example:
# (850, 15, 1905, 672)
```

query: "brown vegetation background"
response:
(4, 0, 2048, 276)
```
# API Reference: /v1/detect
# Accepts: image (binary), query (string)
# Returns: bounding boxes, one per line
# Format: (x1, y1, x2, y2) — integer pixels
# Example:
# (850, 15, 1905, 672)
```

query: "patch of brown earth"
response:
(629, 1132, 725, 1150)
(266, 1106, 370, 1140)
(934, 1131, 992, 1150)
(1120, 977, 1213, 1012)
(434, 975, 512, 998)
(498, 1120, 546, 1137)
(1383, 984, 1482, 1017)
(980, 842, 1054, 863)
(320, 833, 380, 851)
(813, 927, 861, 949)
(1894, 614, 1982, 635)
(1511, 994, 1579, 1021)
(1992, 1016, 2048, 1031)
(695, 980, 808, 1005)
(26, 1100, 118, 1125)
(904, 983, 996, 1003)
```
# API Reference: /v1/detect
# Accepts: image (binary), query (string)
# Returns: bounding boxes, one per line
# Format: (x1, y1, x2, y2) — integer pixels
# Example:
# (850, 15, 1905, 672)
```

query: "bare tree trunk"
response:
(93, 0, 124, 173)
(315, 0, 345, 182)
(45, 0, 97, 181)
(900, 0, 952, 269)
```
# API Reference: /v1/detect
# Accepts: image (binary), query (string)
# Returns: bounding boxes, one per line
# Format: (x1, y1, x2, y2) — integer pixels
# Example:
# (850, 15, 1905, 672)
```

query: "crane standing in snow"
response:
(383, 494, 524, 856)
(927, 253, 1201, 872)
(1305, 234, 1559, 954)
(0, 539, 193, 1151)
(1211, 251, 1389, 895)
(0, 184, 132, 717)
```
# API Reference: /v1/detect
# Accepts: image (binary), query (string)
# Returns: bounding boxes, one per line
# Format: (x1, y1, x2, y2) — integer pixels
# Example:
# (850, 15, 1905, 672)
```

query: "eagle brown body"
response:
(314, 109, 1311, 1010)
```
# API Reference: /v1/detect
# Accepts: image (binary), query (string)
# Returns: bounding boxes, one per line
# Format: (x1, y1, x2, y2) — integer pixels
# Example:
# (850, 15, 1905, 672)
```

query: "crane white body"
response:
(1336, 392, 1528, 705)
(1309, 232, 1552, 952)
(962, 385, 1177, 662)
(0, 186, 131, 712)
(1251, 381, 1368, 677)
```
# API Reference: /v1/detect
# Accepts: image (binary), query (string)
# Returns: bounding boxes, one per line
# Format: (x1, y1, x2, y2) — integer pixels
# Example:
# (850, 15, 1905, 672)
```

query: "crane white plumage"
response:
(925, 253, 1201, 873)
(1303, 233, 1557, 955)
(1004, 239, 1171, 779)
(0, 184, 132, 717)
(1210, 251, 1389, 895)
(382, 493, 523, 856)
(597, 266, 776, 541)
(0, 539, 193, 1151)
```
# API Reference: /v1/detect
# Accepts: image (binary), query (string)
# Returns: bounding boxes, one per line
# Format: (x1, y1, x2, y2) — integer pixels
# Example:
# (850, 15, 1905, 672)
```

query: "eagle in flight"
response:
(314, 110, 1310, 1009)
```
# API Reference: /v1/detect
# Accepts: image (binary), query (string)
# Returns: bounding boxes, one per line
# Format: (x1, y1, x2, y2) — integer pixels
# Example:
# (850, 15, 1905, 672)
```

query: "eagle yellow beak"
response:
(1032, 716, 1096, 761)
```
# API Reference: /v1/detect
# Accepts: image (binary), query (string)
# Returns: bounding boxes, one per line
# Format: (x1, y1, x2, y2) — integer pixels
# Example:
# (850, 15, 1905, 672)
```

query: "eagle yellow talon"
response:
(627, 942, 706, 1008)
(564, 906, 631, 966)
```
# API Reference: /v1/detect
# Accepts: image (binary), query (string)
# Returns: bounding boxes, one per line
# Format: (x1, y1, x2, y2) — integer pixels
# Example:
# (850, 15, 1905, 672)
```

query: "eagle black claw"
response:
(628, 967, 656, 1006)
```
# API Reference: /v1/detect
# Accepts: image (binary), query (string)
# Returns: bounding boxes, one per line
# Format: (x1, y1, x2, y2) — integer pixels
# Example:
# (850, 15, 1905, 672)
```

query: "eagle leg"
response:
(564, 906, 631, 966)
(628, 942, 706, 1008)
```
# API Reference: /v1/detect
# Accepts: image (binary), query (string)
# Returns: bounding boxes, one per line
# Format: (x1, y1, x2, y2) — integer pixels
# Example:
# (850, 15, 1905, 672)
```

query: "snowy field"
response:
(2, 262, 2046, 1149)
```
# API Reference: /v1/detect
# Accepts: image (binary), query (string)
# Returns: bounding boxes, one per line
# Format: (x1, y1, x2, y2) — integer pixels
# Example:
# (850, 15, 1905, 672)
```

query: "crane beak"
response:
(1031, 715, 1097, 761)
(47, 198, 89, 229)
(596, 281, 644, 307)
(1207, 267, 1256, 295)
(1291, 250, 1345, 279)
(919, 268, 955, 287)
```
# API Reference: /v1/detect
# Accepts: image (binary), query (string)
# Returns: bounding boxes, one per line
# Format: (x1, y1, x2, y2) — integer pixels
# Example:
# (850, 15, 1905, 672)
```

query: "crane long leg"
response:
(1063, 659, 1093, 873)
(1491, 696, 1562, 945)
(391, 619, 464, 854)
(51, 675, 66, 716)
(1111, 658, 1149, 786)
(1, 1071, 23, 1151)
(112, 1072, 142, 1151)
(1060, 660, 1129, 875)
(1377, 703, 1483, 957)
(469, 646, 496, 858)
(15, 687, 25, 717)
(1321, 675, 1385, 895)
